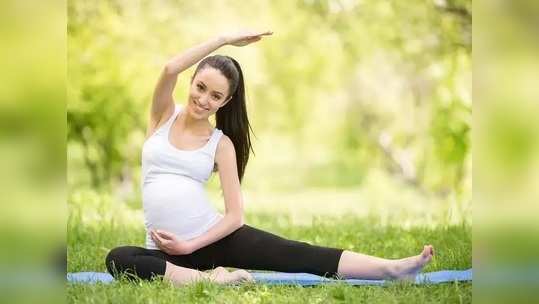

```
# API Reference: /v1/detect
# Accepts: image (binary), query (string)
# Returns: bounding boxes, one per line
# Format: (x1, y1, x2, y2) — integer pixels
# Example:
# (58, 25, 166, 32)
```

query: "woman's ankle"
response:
(385, 260, 401, 279)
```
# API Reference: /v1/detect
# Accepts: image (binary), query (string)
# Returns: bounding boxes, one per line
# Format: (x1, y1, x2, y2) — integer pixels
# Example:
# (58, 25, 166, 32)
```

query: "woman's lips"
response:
(193, 100, 209, 111)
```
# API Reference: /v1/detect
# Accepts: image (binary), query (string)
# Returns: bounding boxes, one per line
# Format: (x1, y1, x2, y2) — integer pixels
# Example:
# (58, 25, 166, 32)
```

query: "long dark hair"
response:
(191, 55, 254, 183)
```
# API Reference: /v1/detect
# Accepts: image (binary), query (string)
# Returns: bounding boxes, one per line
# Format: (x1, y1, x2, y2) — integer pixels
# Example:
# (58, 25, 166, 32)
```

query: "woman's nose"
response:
(199, 95, 210, 106)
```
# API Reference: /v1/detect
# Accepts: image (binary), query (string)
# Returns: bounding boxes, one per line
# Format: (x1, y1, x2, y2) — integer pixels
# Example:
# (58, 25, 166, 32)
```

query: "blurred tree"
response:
(67, 0, 471, 200)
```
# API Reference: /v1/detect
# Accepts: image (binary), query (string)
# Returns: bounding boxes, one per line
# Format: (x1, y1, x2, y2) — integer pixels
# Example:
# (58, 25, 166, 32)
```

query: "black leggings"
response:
(105, 224, 344, 280)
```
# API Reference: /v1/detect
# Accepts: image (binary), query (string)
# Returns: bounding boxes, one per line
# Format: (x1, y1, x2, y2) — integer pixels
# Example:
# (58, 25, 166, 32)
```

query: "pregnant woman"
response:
(105, 30, 434, 285)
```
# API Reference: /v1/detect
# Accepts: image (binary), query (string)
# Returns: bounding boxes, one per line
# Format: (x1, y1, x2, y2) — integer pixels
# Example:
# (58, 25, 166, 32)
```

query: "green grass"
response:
(68, 213, 471, 302)
(67, 185, 472, 303)
(68, 279, 471, 304)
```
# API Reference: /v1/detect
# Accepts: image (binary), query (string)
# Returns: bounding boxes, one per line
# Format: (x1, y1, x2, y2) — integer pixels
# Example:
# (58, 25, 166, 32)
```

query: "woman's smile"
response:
(193, 99, 209, 112)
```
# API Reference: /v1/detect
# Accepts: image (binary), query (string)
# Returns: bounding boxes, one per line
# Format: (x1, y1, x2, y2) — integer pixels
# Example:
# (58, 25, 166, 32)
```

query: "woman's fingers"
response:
(245, 37, 261, 44)
(150, 231, 158, 244)
(152, 230, 177, 254)
(156, 229, 175, 240)
(226, 30, 272, 47)
(151, 230, 164, 245)
(258, 30, 273, 36)
(251, 31, 272, 39)
(245, 30, 272, 39)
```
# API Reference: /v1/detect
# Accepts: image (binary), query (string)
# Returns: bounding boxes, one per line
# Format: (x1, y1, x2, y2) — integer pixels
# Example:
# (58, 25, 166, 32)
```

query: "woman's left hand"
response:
(150, 229, 195, 255)
(222, 30, 273, 47)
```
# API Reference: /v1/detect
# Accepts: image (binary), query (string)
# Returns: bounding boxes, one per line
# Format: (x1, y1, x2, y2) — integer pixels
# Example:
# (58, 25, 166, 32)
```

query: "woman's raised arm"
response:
(147, 30, 272, 136)
(148, 36, 226, 134)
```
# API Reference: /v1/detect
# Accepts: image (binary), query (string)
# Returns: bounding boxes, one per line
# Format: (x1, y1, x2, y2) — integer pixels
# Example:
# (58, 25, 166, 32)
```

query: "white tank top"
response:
(141, 103, 224, 249)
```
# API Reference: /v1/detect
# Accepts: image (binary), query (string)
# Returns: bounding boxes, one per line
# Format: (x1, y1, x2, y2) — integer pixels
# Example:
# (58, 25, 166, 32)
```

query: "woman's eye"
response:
(212, 95, 219, 100)
(197, 84, 204, 90)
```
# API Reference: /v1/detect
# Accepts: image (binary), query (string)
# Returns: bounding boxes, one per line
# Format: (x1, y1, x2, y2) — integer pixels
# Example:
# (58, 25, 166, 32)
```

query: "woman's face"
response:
(188, 67, 231, 119)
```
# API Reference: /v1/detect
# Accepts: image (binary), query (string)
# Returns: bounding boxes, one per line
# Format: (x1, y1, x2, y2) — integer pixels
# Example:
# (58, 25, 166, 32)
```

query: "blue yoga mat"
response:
(67, 269, 472, 286)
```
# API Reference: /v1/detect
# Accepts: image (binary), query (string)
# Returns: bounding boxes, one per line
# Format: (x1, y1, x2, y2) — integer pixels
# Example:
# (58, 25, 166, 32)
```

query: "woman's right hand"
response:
(222, 30, 273, 47)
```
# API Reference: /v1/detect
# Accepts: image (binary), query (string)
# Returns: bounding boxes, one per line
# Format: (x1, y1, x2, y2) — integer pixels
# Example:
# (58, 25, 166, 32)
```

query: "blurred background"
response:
(67, 0, 471, 227)
(0, 1, 65, 303)
(5, 0, 539, 302)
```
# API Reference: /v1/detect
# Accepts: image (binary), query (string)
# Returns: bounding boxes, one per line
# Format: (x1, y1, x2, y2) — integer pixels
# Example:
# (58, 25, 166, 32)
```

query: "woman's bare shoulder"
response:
(216, 134, 234, 153)
(213, 134, 235, 172)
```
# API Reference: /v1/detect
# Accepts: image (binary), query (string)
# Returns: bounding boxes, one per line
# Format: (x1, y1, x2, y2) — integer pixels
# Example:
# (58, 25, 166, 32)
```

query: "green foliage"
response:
(67, 0, 471, 197)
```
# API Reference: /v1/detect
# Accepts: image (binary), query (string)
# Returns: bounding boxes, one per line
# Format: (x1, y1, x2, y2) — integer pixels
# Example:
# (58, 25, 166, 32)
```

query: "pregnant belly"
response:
(142, 177, 217, 234)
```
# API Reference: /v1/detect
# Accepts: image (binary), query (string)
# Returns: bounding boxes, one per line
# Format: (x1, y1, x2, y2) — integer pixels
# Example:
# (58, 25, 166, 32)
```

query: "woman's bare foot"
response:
(230, 269, 255, 283)
(389, 245, 435, 280)
(208, 267, 254, 284)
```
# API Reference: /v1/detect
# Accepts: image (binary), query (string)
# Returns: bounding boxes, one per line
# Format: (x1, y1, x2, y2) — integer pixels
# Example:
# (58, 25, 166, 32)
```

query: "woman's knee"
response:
(105, 246, 139, 275)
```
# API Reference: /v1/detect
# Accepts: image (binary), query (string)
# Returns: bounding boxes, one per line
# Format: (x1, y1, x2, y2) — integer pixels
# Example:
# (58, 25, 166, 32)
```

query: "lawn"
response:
(67, 186, 471, 303)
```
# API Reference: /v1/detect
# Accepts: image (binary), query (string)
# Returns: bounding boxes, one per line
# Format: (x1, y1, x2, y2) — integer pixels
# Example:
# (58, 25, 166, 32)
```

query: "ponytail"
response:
(215, 57, 254, 183)
(194, 55, 254, 183)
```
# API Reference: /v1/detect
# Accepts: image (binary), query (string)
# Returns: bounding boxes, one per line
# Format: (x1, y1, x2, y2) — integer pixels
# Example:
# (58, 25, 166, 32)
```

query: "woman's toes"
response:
(242, 270, 254, 282)
(232, 269, 254, 282)
(211, 267, 226, 276)
(422, 245, 433, 258)
(419, 245, 434, 266)
(209, 267, 231, 283)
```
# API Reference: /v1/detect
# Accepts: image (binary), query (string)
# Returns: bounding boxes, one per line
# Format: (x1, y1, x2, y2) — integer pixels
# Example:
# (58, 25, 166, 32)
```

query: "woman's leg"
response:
(105, 246, 197, 282)
(105, 246, 252, 285)
(105, 246, 167, 280)
(336, 245, 434, 279)
(188, 225, 345, 277)
(188, 225, 434, 280)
